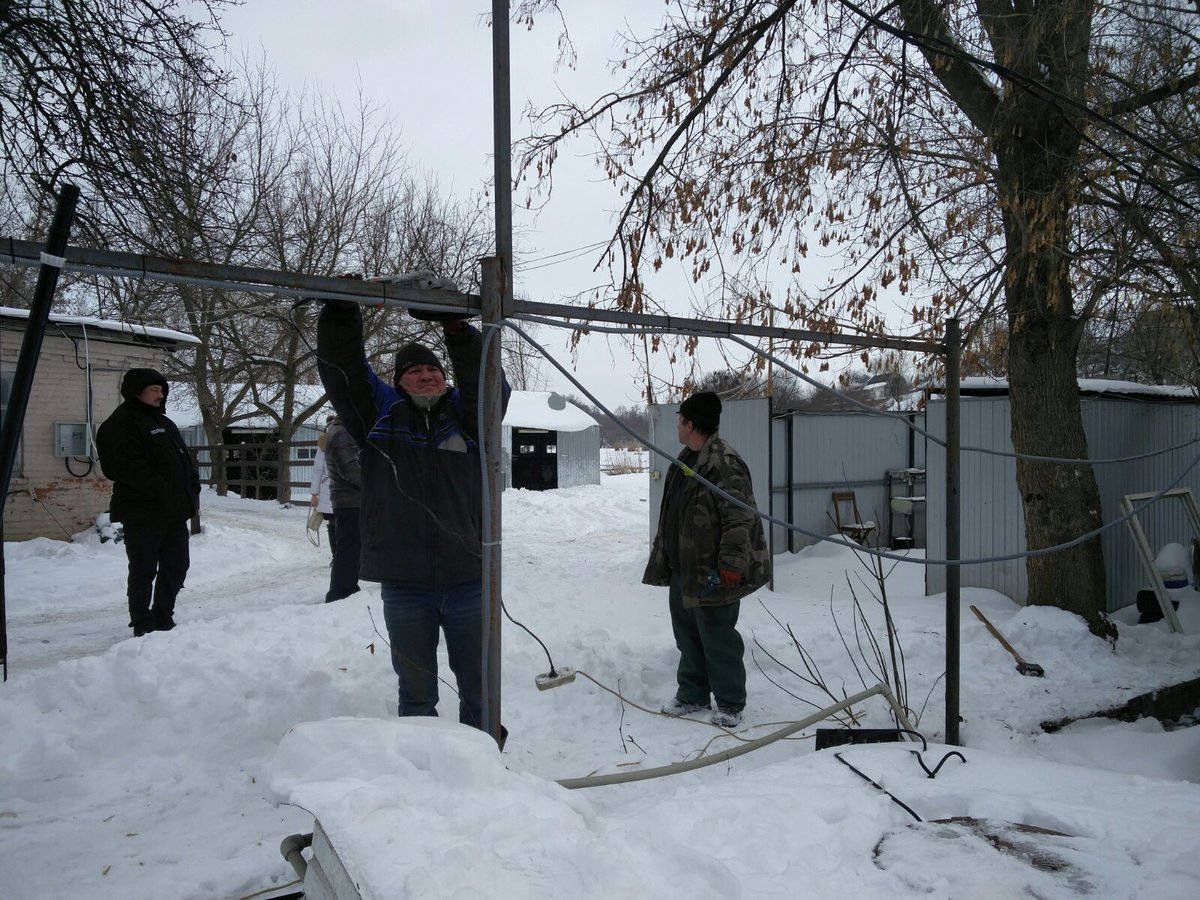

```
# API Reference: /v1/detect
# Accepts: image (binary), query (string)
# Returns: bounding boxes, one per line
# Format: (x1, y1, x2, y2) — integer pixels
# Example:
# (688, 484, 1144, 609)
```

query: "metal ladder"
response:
(1119, 487, 1200, 634)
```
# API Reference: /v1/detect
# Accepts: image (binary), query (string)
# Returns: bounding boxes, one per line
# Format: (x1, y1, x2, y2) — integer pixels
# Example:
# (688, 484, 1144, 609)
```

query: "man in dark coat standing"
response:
(96, 368, 200, 637)
(323, 415, 361, 603)
(317, 300, 510, 731)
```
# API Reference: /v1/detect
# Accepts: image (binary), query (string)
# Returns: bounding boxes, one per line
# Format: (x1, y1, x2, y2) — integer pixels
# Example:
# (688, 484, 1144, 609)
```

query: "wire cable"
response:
(502, 317, 1200, 568)
(515, 311, 1200, 467)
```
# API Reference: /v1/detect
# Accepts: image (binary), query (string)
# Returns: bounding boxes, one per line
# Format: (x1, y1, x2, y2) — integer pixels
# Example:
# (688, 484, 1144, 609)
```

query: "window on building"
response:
(0, 362, 20, 477)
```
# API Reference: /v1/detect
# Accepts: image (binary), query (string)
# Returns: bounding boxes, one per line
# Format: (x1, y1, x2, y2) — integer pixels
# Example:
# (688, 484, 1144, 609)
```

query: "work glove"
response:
(409, 306, 473, 323)
(718, 568, 742, 588)
(317, 273, 365, 315)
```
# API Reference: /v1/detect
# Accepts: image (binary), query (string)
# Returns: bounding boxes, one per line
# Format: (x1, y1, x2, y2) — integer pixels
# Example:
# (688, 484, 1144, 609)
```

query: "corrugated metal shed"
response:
(769, 410, 926, 552)
(502, 391, 601, 490)
(925, 380, 1200, 612)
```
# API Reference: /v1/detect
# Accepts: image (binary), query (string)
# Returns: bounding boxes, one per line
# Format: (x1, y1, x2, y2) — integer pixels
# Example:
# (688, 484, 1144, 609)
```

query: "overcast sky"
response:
(216, 2, 702, 410)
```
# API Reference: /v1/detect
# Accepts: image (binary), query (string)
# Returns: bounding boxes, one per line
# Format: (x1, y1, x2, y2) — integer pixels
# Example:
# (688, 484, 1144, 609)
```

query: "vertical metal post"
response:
(492, 0, 513, 293)
(767, 397, 774, 592)
(944, 318, 961, 745)
(483, 0, 513, 746)
(786, 418, 795, 554)
(0, 184, 80, 681)
(480, 258, 505, 746)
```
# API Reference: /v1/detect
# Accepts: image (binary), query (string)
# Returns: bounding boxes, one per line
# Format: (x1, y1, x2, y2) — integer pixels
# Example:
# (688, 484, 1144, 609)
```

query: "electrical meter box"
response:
(54, 422, 91, 458)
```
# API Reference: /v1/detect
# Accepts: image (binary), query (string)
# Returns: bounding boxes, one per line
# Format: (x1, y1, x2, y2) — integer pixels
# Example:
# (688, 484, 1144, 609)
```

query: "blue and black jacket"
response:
(317, 303, 510, 587)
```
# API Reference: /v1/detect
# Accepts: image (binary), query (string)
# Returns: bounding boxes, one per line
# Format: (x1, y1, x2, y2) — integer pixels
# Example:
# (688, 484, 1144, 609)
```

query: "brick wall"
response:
(2, 328, 172, 541)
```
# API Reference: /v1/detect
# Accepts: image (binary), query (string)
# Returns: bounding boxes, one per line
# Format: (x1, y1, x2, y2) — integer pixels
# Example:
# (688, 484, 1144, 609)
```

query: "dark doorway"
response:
(512, 428, 558, 491)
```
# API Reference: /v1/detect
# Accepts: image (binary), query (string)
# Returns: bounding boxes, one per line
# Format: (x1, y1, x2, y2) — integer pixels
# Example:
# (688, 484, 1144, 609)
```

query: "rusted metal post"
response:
(482, 0, 513, 748)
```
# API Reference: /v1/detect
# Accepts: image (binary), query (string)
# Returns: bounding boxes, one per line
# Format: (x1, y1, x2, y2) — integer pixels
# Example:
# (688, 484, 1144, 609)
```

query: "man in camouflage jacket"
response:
(643, 391, 770, 728)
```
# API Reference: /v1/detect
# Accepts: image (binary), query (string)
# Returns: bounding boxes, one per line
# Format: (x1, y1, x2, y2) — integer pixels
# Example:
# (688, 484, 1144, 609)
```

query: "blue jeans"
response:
(381, 581, 484, 729)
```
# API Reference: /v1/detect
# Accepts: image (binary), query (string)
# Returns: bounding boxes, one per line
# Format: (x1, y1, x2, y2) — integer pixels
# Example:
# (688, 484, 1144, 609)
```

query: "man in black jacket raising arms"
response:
(96, 369, 200, 637)
(318, 301, 510, 731)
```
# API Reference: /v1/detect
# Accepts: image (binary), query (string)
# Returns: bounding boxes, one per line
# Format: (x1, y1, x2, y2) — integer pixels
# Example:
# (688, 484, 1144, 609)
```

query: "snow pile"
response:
(1, 477, 1199, 899)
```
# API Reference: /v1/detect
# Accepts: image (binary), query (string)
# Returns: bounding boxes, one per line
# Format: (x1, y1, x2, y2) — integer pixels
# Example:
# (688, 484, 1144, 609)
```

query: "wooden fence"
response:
(189, 440, 319, 502)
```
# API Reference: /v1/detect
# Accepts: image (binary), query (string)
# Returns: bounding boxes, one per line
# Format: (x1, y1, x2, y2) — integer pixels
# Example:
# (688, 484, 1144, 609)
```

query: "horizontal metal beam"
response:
(1, 237, 478, 315)
(1, 237, 943, 354)
(513, 300, 941, 354)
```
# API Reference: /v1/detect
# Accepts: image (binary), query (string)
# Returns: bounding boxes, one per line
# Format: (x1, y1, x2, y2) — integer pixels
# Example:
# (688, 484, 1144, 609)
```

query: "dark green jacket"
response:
(643, 433, 771, 608)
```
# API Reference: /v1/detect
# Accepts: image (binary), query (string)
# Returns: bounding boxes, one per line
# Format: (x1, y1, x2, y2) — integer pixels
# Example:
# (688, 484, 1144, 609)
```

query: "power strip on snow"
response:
(535, 667, 576, 691)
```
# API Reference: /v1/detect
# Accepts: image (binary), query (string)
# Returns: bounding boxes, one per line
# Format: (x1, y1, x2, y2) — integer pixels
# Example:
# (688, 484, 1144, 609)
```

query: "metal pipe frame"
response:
(0, 237, 943, 356)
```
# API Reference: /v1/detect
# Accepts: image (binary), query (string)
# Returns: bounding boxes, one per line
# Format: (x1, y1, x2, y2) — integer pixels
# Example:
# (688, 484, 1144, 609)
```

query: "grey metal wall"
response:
(925, 394, 1200, 612)
(555, 425, 601, 488)
(647, 398, 771, 550)
(924, 397, 1025, 603)
(770, 411, 925, 553)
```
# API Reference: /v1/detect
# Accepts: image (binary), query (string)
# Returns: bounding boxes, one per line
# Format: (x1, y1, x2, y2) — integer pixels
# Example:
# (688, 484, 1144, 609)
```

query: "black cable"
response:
(834, 750, 924, 822)
(64, 456, 93, 477)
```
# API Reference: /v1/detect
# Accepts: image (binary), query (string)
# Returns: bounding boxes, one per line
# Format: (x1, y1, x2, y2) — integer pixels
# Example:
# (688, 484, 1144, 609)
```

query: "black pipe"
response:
(945, 318, 962, 745)
(0, 185, 79, 681)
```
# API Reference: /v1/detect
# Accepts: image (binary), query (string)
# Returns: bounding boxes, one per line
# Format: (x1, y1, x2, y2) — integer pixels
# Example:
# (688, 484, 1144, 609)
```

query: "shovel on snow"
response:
(970, 605, 1045, 678)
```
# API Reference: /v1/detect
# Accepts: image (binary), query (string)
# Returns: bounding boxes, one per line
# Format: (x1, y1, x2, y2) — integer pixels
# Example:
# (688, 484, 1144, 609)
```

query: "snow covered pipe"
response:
(280, 832, 312, 880)
(557, 682, 916, 790)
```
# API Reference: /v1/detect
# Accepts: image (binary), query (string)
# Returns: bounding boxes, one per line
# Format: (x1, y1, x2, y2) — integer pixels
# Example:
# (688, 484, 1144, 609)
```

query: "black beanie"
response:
(120, 368, 169, 403)
(679, 391, 722, 432)
(394, 343, 445, 383)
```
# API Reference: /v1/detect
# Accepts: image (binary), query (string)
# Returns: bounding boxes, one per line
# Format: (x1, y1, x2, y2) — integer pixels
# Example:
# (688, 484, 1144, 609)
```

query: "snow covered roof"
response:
(503, 391, 598, 432)
(0, 306, 200, 346)
(936, 376, 1198, 401)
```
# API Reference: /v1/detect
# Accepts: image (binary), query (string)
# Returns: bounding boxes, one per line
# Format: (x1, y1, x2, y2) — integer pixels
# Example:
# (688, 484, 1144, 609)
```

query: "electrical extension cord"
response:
(535, 667, 576, 690)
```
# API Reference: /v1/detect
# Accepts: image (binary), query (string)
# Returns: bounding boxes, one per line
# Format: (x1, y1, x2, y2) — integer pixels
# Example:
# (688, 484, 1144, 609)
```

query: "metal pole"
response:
(944, 318, 961, 745)
(483, 0, 513, 748)
(481, 258, 505, 746)
(492, 0, 513, 293)
(0, 184, 80, 681)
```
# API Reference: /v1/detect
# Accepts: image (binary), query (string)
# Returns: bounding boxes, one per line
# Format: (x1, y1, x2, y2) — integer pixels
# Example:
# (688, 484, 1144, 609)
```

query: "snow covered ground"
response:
(2, 475, 1200, 899)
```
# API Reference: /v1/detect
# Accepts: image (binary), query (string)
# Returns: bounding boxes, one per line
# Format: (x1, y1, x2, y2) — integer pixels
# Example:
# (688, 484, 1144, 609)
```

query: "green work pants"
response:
(669, 571, 746, 710)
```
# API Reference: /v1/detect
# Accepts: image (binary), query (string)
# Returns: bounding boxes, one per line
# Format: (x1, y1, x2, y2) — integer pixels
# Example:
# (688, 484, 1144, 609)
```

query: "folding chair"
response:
(832, 490, 876, 544)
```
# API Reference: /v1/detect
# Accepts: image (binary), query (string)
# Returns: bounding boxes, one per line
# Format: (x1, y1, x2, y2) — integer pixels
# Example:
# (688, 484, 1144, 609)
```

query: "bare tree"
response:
(0, 0, 230, 224)
(518, 1, 1200, 635)
(67, 61, 505, 498)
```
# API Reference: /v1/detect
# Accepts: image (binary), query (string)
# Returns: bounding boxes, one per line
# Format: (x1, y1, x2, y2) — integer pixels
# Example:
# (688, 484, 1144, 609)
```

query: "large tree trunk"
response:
(1006, 308, 1109, 632)
(894, 0, 1112, 632)
(993, 29, 1111, 633)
